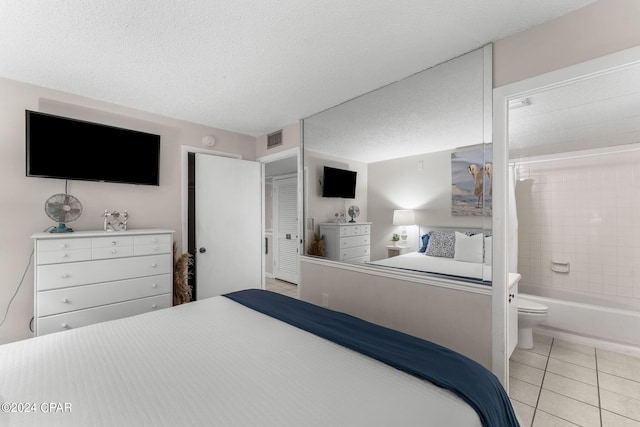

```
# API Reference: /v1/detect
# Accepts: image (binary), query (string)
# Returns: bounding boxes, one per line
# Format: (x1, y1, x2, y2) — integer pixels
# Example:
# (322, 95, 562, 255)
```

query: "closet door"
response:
(195, 154, 262, 299)
(273, 175, 299, 284)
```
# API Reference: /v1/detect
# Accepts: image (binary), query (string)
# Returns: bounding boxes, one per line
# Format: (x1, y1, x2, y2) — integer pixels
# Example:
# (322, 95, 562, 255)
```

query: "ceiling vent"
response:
(267, 130, 283, 149)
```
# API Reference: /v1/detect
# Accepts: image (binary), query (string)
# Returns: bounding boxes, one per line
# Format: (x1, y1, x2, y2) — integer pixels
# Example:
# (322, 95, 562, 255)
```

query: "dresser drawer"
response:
(339, 225, 370, 237)
(134, 234, 172, 246)
(340, 245, 369, 260)
(37, 254, 172, 290)
(92, 235, 134, 248)
(36, 248, 92, 265)
(134, 243, 172, 256)
(37, 238, 92, 253)
(36, 294, 171, 336)
(340, 235, 369, 248)
(37, 274, 172, 316)
(92, 246, 135, 260)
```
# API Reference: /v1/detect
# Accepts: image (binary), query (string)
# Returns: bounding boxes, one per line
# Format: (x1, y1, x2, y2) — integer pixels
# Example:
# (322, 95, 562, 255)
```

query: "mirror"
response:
(302, 46, 493, 283)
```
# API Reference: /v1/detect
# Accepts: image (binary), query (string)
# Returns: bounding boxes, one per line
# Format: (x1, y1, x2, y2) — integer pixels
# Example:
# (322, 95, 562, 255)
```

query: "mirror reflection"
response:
(303, 46, 493, 283)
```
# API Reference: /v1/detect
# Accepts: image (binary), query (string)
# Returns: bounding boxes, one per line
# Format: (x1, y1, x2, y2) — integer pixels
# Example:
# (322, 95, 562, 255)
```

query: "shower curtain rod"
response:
(509, 144, 640, 166)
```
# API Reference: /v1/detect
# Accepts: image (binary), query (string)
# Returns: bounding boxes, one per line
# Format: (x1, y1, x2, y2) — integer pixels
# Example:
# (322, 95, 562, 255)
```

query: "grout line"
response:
(595, 348, 602, 427)
(531, 337, 554, 426)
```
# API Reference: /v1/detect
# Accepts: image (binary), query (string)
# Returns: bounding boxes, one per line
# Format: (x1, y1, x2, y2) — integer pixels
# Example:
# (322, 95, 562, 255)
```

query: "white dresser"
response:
(32, 229, 174, 336)
(319, 222, 371, 263)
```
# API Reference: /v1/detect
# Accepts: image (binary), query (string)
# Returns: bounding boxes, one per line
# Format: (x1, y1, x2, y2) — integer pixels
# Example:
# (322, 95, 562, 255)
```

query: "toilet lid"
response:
(518, 298, 548, 314)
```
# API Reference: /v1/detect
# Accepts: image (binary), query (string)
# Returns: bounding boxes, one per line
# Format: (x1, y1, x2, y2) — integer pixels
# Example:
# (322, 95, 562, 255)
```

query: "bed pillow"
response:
(418, 233, 430, 253)
(424, 231, 455, 258)
(484, 236, 492, 265)
(454, 231, 484, 263)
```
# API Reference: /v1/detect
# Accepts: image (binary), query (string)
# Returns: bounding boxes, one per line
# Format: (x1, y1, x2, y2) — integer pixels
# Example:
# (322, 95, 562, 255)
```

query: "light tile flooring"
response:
(265, 277, 299, 299)
(510, 334, 640, 426)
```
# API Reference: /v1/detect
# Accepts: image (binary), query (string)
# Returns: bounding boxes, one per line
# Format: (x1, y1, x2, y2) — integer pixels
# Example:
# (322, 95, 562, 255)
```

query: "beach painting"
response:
(451, 147, 492, 216)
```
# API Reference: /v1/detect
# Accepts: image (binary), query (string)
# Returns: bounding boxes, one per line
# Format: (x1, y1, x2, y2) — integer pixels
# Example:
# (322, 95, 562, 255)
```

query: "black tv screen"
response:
(26, 110, 160, 186)
(322, 166, 357, 198)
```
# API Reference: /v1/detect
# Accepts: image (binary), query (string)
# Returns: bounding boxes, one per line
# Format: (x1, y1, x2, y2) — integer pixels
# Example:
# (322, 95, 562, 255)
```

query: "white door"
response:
(273, 175, 299, 284)
(195, 153, 262, 299)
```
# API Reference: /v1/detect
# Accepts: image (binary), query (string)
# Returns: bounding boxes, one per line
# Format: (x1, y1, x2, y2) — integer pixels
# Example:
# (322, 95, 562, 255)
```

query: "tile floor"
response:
(510, 334, 640, 426)
(265, 277, 299, 299)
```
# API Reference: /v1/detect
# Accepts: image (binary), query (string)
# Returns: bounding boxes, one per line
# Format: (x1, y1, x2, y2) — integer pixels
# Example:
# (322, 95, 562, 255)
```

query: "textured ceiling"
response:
(304, 47, 486, 164)
(0, 1, 598, 137)
(509, 63, 640, 159)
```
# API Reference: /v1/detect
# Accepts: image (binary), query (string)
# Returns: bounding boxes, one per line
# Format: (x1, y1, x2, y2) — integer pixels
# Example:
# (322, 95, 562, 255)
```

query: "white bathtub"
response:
(519, 284, 640, 347)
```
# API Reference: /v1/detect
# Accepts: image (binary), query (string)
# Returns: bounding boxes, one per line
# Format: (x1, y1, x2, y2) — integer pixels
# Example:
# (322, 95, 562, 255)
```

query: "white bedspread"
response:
(0, 295, 481, 427)
(369, 252, 491, 282)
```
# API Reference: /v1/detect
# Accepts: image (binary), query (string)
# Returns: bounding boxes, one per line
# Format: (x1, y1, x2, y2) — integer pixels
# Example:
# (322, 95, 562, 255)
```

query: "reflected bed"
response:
(369, 228, 491, 283)
(369, 251, 491, 282)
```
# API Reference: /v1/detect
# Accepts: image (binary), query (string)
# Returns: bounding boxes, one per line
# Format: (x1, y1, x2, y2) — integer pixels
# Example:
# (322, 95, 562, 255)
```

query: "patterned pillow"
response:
(424, 231, 455, 258)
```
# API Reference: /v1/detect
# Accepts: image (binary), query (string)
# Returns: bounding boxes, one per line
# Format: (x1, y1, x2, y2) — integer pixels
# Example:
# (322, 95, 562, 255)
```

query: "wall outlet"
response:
(322, 293, 329, 308)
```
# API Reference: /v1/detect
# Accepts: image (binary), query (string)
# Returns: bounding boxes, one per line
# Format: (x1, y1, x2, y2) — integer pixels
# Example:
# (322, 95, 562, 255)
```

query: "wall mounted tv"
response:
(322, 166, 357, 198)
(26, 110, 161, 186)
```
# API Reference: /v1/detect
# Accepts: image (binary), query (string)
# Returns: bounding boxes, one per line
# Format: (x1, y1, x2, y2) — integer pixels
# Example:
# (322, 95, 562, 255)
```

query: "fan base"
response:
(50, 223, 74, 233)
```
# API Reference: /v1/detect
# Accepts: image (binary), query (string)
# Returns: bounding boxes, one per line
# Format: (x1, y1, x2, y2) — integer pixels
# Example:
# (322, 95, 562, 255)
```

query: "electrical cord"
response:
(1, 227, 53, 331)
(0, 248, 34, 329)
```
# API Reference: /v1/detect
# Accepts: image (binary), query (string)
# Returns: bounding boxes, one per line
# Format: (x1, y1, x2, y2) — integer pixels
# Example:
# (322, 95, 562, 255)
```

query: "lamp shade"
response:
(392, 209, 415, 226)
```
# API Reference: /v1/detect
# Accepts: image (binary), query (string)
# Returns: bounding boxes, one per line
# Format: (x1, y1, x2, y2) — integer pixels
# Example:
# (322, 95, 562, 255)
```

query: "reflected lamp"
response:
(392, 209, 415, 247)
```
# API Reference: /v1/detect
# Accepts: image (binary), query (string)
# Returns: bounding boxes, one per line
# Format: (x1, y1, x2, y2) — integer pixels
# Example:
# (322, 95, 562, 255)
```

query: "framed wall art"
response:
(451, 147, 492, 216)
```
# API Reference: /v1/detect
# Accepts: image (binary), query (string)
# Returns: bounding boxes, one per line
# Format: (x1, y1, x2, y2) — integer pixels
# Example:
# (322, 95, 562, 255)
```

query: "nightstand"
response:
(385, 245, 411, 258)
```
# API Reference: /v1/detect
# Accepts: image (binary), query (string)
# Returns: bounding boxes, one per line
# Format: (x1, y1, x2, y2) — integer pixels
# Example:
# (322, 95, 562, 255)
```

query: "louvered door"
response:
(273, 175, 299, 284)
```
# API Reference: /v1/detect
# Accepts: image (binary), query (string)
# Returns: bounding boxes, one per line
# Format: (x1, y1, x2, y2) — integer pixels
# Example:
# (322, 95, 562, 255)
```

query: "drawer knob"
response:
(112, 241, 117, 245)
(60, 243, 67, 248)
(152, 263, 158, 268)
(62, 298, 69, 303)
(151, 304, 158, 309)
(153, 246, 158, 251)
(61, 323, 69, 329)
(152, 238, 158, 243)
(111, 249, 117, 254)
(61, 274, 69, 278)
(60, 253, 68, 258)
(152, 283, 158, 288)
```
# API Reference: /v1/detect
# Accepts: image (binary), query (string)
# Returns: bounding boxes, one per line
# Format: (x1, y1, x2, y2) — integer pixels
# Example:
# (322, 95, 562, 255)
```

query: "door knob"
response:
(199, 247, 207, 253)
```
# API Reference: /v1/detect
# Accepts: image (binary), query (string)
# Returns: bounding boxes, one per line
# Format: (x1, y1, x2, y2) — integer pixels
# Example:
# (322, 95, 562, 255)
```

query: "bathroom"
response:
(508, 57, 640, 353)
(514, 146, 640, 348)
(503, 48, 640, 425)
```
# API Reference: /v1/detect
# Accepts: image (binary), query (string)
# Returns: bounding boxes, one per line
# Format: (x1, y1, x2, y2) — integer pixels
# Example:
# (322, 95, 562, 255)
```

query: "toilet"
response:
(517, 297, 549, 349)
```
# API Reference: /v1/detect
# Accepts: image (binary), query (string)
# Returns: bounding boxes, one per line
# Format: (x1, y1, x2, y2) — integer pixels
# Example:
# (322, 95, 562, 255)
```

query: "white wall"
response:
(516, 147, 640, 300)
(0, 77, 255, 344)
(368, 150, 488, 260)
(300, 259, 492, 368)
(494, 0, 640, 87)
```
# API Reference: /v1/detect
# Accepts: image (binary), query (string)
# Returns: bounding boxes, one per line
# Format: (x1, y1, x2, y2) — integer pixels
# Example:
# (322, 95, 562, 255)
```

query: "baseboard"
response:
(534, 325, 640, 359)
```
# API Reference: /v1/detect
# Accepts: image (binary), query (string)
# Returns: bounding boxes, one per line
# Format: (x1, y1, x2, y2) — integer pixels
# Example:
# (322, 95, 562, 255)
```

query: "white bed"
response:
(369, 252, 491, 282)
(0, 291, 513, 426)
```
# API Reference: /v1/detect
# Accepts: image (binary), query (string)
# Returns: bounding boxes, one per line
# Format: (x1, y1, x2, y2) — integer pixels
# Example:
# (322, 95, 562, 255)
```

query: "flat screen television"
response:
(26, 110, 161, 186)
(322, 166, 357, 198)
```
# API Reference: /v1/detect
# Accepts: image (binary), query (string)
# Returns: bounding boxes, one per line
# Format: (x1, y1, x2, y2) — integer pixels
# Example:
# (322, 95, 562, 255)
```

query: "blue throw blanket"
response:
(224, 289, 519, 427)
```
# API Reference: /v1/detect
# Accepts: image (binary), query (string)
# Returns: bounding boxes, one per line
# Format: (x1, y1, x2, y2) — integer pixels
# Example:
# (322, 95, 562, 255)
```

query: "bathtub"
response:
(519, 284, 640, 347)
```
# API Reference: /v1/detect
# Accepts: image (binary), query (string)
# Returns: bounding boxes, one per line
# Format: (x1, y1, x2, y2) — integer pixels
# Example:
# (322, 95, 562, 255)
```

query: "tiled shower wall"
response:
(515, 148, 640, 301)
